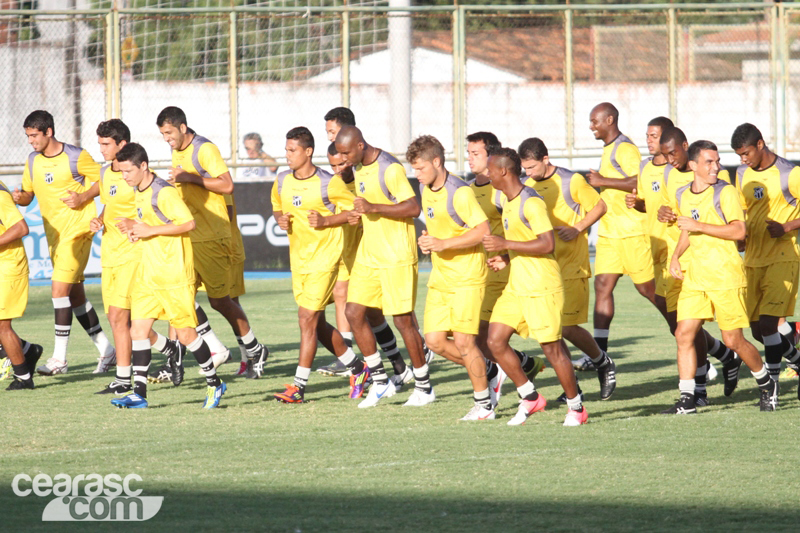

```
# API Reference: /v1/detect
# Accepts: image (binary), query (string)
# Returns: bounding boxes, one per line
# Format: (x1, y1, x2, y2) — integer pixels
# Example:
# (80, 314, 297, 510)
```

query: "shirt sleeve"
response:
(668, 181, 681, 216)
(197, 142, 230, 179)
(158, 186, 194, 226)
(270, 179, 282, 213)
(615, 143, 642, 178)
(328, 175, 355, 213)
(525, 196, 554, 236)
(78, 150, 101, 185)
(788, 167, 800, 202)
(384, 163, 416, 204)
(720, 185, 745, 223)
(22, 158, 33, 193)
(571, 172, 601, 212)
(636, 160, 648, 200)
(0, 189, 24, 229)
(453, 186, 488, 229)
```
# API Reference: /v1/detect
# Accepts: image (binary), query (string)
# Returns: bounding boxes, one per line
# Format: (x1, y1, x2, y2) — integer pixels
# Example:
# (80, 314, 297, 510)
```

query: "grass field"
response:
(2, 273, 800, 532)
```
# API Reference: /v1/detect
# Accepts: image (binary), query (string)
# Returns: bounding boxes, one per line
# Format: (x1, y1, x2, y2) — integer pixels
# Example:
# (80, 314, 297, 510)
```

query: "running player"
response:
(335, 126, 433, 407)
(483, 147, 586, 426)
(518, 137, 616, 400)
(408, 135, 495, 420)
(731, 123, 800, 407)
(92, 119, 184, 394)
(156, 106, 268, 379)
(270, 127, 359, 403)
(111, 143, 227, 409)
(664, 140, 776, 414)
(13, 110, 115, 375)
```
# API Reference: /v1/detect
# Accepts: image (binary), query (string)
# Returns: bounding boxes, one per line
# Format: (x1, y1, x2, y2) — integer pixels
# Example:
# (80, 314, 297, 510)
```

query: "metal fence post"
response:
(105, 11, 114, 120)
(565, 7, 574, 168)
(112, 7, 121, 118)
(229, 11, 238, 174)
(342, 3, 350, 108)
(668, 7, 677, 122)
(776, 3, 787, 156)
(453, 6, 465, 172)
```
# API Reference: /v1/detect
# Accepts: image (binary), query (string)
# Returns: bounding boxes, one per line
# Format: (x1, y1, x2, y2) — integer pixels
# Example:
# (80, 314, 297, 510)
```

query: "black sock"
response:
(595, 337, 608, 352)
(131, 342, 151, 399)
(707, 338, 735, 364)
(365, 354, 388, 385)
(517, 350, 536, 374)
(190, 337, 221, 387)
(755, 373, 773, 390)
(372, 322, 406, 374)
(780, 336, 800, 365)
(486, 360, 498, 381)
(764, 340, 783, 380)
(74, 303, 103, 337)
(523, 391, 540, 402)
(195, 305, 213, 337)
(12, 363, 31, 381)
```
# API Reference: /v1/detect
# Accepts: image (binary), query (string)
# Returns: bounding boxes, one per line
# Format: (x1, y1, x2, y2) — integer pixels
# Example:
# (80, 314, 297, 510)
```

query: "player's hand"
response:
(766, 219, 787, 238)
(89, 217, 104, 233)
(418, 230, 446, 254)
(676, 216, 699, 232)
(129, 221, 153, 240)
(353, 197, 375, 214)
(168, 167, 196, 185)
(418, 230, 431, 254)
(586, 169, 603, 187)
(657, 205, 676, 224)
(307, 210, 327, 229)
(487, 255, 509, 272)
(669, 256, 683, 280)
(114, 217, 135, 235)
(277, 213, 292, 231)
(737, 239, 746, 253)
(12, 187, 22, 204)
(482, 234, 506, 252)
(60, 190, 83, 208)
(625, 188, 638, 209)
(555, 225, 580, 242)
(346, 210, 362, 226)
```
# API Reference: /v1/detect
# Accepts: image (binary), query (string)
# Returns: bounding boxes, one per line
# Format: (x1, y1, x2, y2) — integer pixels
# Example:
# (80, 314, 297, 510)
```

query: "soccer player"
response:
(483, 147, 586, 426)
(408, 135, 495, 420)
(664, 140, 776, 414)
(585, 102, 657, 362)
(225, 191, 250, 376)
(0, 180, 43, 390)
(91, 119, 183, 394)
(156, 106, 268, 379)
(111, 143, 227, 409)
(731, 123, 800, 407)
(518, 137, 616, 400)
(334, 126, 433, 408)
(270, 127, 359, 403)
(13, 110, 115, 376)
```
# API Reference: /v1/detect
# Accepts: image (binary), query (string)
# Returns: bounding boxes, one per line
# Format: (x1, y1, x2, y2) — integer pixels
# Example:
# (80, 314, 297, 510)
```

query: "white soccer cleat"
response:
(507, 394, 547, 426)
(198, 349, 232, 375)
(460, 404, 496, 421)
(403, 387, 436, 407)
(37, 358, 68, 376)
(489, 364, 507, 408)
(706, 361, 718, 381)
(390, 367, 414, 390)
(572, 353, 595, 371)
(358, 380, 396, 408)
(92, 348, 117, 374)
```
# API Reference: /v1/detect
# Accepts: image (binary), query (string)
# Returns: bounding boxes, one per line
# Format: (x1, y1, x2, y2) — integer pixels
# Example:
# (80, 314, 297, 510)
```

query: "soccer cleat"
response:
(316, 359, 352, 377)
(169, 344, 186, 387)
(349, 365, 370, 399)
(246, 345, 269, 379)
(202, 382, 227, 409)
(722, 356, 742, 397)
(597, 357, 617, 400)
(197, 348, 231, 375)
(95, 379, 132, 395)
(779, 364, 798, 380)
(24, 344, 43, 375)
(403, 387, 436, 407)
(563, 407, 589, 426)
(6, 377, 35, 390)
(235, 361, 248, 376)
(37, 358, 68, 376)
(525, 355, 546, 380)
(0, 357, 10, 381)
(274, 384, 304, 404)
(424, 346, 436, 365)
(148, 364, 172, 383)
(706, 361, 718, 382)
(390, 366, 414, 390)
(460, 404, 496, 421)
(660, 395, 697, 415)
(358, 380, 396, 408)
(759, 380, 778, 412)
(92, 348, 117, 374)
(572, 353, 595, 371)
(557, 381, 584, 404)
(489, 364, 507, 408)
(694, 392, 710, 407)
(507, 394, 547, 426)
(111, 393, 148, 409)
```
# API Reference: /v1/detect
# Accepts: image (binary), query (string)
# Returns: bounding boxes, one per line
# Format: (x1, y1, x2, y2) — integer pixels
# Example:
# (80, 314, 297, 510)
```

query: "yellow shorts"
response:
(101, 262, 139, 312)
(651, 238, 668, 298)
(229, 261, 246, 299)
(594, 234, 654, 285)
(424, 285, 484, 335)
(131, 284, 198, 329)
(193, 238, 233, 299)
(480, 280, 508, 322)
(49, 233, 92, 284)
(490, 288, 563, 343)
(562, 277, 589, 327)
(677, 287, 749, 331)
(745, 262, 799, 322)
(347, 262, 417, 315)
(0, 276, 29, 320)
(665, 272, 683, 313)
(292, 270, 338, 312)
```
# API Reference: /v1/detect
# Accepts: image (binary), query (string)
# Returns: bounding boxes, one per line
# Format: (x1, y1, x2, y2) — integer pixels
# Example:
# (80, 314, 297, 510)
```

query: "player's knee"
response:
(333, 283, 347, 301)
(391, 313, 414, 333)
(345, 303, 366, 326)
(453, 335, 475, 354)
(674, 323, 696, 348)
(208, 296, 230, 313)
(297, 308, 318, 330)
(424, 335, 445, 355)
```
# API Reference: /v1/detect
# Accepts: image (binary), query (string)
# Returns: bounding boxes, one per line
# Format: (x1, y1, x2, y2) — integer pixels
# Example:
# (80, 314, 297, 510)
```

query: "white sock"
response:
(594, 328, 610, 339)
(778, 321, 793, 336)
(199, 325, 227, 354)
(517, 380, 535, 398)
(679, 379, 695, 396)
(151, 332, 168, 352)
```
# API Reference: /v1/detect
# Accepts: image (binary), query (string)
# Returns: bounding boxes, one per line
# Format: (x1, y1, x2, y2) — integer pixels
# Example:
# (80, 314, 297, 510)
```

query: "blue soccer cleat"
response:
(203, 382, 227, 409)
(111, 393, 148, 409)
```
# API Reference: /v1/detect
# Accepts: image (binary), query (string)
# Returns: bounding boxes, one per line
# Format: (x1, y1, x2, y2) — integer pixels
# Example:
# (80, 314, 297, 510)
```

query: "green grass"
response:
(2, 274, 799, 532)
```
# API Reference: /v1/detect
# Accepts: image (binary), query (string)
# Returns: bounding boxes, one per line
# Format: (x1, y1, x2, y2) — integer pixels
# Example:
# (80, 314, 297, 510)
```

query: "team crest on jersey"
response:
(651, 181, 660, 192)
(44, 172, 54, 184)
(292, 195, 302, 207)
(109, 185, 117, 197)
(503, 218, 509, 230)
(691, 208, 700, 221)
(427, 206, 434, 219)
(359, 182, 365, 194)
(753, 186, 764, 200)
(137, 207, 143, 219)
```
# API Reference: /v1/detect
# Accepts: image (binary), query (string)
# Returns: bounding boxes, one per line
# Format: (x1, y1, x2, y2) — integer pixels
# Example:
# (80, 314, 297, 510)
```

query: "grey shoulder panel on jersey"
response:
(150, 176, 174, 224)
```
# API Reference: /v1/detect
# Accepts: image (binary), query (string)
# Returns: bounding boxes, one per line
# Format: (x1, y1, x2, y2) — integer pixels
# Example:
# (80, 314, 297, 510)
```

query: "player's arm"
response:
(669, 229, 690, 280)
(766, 168, 800, 237)
(0, 218, 28, 246)
(126, 218, 195, 240)
(354, 196, 420, 219)
(171, 168, 234, 195)
(557, 199, 607, 242)
(676, 217, 745, 241)
(61, 181, 99, 209)
(90, 206, 106, 233)
(12, 187, 34, 206)
(483, 228, 555, 256)
(420, 220, 490, 254)
(309, 176, 355, 229)
(586, 170, 637, 192)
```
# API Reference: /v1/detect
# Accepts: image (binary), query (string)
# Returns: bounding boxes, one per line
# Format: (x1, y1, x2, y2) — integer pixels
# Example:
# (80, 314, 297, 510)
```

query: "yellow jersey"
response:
(471, 180, 509, 285)
(171, 134, 231, 243)
(637, 157, 672, 258)
(525, 168, 601, 281)
(98, 164, 140, 268)
(353, 151, 418, 268)
(21, 144, 100, 244)
(224, 193, 245, 265)
(271, 167, 355, 274)
(502, 186, 562, 297)
(341, 178, 363, 264)
(735, 156, 800, 266)
(597, 134, 645, 239)
(134, 175, 195, 289)
(673, 180, 746, 291)
(422, 173, 488, 290)
(0, 181, 28, 280)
